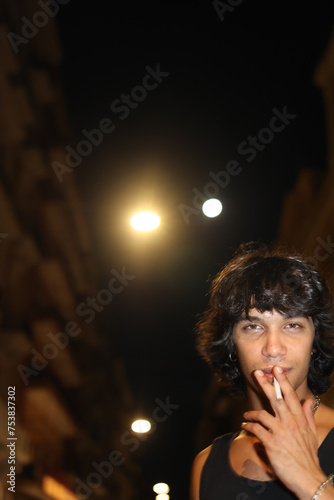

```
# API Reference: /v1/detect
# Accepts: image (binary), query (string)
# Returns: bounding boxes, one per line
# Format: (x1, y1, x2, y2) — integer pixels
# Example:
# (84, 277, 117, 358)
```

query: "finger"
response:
(253, 369, 285, 415)
(241, 420, 273, 444)
(272, 366, 305, 416)
(243, 408, 276, 431)
(253, 369, 276, 397)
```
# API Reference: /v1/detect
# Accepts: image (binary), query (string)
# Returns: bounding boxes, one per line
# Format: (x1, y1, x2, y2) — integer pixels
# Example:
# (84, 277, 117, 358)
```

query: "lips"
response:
(263, 370, 274, 381)
(262, 367, 291, 380)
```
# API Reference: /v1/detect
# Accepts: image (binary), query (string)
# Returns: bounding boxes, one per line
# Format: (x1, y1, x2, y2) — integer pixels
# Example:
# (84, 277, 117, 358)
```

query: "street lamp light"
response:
(202, 198, 223, 218)
(131, 419, 151, 433)
(130, 211, 160, 231)
(153, 483, 170, 494)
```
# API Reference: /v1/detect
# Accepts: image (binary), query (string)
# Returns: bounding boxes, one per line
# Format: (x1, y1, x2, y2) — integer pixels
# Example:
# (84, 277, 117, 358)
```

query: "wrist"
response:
(293, 472, 328, 500)
(311, 474, 334, 500)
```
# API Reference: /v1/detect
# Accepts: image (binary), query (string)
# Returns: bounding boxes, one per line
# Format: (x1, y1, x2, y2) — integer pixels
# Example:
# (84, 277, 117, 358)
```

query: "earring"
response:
(312, 350, 321, 361)
(229, 352, 237, 362)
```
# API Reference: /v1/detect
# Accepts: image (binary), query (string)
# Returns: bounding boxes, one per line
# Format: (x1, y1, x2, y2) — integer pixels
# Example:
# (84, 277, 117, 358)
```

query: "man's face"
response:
(232, 308, 315, 399)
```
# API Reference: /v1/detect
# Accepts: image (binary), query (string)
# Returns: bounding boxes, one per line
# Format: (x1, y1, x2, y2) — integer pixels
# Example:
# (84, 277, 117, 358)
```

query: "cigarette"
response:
(273, 377, 283, 401)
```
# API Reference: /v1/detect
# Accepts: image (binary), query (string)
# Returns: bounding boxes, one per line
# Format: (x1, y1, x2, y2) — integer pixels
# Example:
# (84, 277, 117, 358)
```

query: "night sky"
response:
(55, 2, 334, 498)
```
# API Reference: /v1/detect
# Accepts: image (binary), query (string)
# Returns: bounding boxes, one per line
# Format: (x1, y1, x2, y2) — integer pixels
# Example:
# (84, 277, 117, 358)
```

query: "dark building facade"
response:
(0, 2, 140, 499)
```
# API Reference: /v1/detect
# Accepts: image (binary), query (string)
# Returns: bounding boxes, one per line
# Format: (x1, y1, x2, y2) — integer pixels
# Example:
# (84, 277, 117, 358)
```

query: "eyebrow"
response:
(236, 315, 264, 324)
(236, 314, 308, 323)
(238, 315, 262, 322)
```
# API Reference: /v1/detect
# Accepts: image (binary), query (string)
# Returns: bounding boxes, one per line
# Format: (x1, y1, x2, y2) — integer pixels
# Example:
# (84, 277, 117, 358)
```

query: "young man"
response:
(190, 242, 334, 500)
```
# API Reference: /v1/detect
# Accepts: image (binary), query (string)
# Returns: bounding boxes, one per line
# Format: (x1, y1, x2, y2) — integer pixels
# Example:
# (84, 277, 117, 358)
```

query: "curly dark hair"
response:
(196, 241, 334, 397)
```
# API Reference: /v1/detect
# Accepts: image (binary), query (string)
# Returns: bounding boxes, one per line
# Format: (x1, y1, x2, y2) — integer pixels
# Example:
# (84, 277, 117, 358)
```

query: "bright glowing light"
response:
(156, 495, 170, 500)
(130, 211, 160, 231)
(202, 198, 223, 218)
(153, 483, 170, 494)
(131, 419, 151, 433)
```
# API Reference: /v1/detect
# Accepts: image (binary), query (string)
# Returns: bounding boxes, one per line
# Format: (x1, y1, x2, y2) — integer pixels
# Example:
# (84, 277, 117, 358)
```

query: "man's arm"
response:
(189, 446, 211, 500)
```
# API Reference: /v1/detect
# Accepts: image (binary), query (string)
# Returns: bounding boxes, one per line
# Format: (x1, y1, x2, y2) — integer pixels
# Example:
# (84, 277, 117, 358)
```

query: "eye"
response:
(243, 323, 261, 331)
(285, 322, 302, 330)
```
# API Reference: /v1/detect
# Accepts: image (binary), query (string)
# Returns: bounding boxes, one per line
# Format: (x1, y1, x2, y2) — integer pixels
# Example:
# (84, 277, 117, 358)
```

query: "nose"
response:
(261, 327, 287, 360)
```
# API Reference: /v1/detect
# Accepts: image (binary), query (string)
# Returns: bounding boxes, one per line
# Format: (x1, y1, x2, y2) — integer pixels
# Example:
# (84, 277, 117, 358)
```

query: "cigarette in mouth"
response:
(273, 376, 283, 401)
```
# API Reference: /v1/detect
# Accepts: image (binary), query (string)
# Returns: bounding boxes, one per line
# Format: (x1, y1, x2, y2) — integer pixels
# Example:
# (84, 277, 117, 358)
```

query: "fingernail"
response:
(275, 366, 283, 374)
(255, 369, 264, 376)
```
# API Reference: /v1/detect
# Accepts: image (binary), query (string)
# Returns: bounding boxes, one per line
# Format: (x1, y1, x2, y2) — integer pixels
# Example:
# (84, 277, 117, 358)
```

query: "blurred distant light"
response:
(202, 198, 223, 218)
(130, 211, 160, 231)
(43, 475, 77, 500)
(131, 419, 151, 433)
(156, 495, 170, 500)
(153, 483, 170, 494)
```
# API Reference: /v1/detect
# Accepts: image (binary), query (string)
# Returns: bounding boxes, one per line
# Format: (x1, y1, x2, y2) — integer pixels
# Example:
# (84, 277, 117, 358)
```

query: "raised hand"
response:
(241, 366, 329, 500)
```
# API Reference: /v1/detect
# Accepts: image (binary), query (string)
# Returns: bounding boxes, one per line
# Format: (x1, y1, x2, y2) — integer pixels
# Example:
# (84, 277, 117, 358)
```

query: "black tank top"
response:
(200, 428, 334, 499)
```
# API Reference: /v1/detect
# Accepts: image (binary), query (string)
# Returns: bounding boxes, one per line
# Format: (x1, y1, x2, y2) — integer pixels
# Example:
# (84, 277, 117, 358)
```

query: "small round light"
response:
(131, 419, 151, 433)
(202, 198, 223, 218)
(130, 211, 160, 231)
(153, 483, 170, 494)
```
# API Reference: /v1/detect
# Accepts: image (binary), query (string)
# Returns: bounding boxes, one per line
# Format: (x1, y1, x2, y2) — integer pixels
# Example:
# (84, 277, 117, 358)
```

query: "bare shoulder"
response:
(192, 445, 212, 470)
(189, 445, 212, 500)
